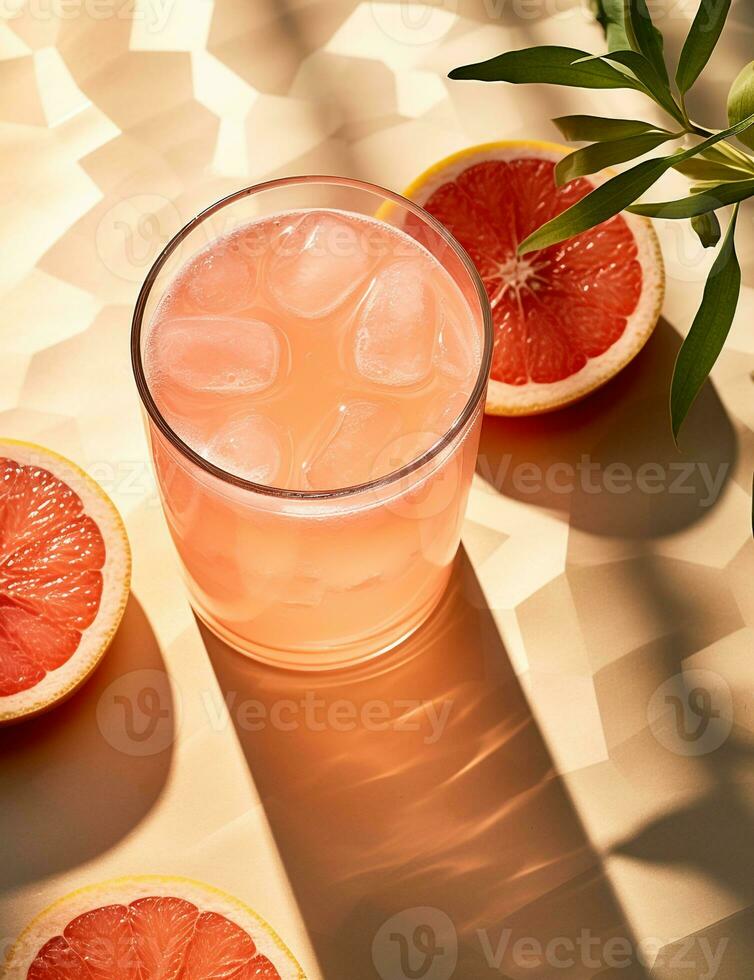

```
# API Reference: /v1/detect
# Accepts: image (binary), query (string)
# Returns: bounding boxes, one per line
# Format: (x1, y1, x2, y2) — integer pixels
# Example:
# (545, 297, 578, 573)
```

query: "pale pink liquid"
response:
(144, 209, 485, 668)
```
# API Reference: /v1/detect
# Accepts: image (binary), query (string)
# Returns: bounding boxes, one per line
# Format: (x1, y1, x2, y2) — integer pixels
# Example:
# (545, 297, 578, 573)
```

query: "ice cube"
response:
(186, 240, 257, 313)
(205, 414, 289, 485)
(371, 430, 437, 477)
(304, 400, 402, 490)
(149, 316, 282, 396)
(374, 431, 463, 521)
(436, 310, 480, 384)
(367, 392, 470, 486)
(434, 390, 472, 432)
(266, 212, 373, 318)
(353, 259, 439, 387)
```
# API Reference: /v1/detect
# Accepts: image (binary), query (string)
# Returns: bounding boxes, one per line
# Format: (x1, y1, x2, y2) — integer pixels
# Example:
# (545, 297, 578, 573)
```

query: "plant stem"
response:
(684, 120, 754, 172)
(679, 91, 691, 130)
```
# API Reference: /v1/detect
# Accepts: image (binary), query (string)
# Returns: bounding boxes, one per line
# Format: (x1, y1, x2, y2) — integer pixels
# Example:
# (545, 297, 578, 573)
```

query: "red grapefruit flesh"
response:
(404, 142, 664, 414)
(2, 878, 303, 980)
(0, 440, 130, 723)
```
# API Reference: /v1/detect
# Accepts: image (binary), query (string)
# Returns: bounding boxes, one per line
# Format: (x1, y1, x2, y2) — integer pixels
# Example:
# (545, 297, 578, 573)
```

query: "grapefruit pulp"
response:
(404, 141, 665, 414)
(1, 876, 303, 980)
(0, 439, 130, 724)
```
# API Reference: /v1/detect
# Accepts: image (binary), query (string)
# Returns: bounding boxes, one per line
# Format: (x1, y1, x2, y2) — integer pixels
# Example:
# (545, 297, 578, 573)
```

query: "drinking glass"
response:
(132, 176, 492, 670)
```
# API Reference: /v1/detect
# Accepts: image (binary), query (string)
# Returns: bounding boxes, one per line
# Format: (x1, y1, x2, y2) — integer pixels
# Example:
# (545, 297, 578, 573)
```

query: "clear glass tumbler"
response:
(132, 176, 492, 670)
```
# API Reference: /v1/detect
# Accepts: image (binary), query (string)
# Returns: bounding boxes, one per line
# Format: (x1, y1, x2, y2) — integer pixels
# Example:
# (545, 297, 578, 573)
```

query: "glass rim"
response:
(130, 174, 493, 501)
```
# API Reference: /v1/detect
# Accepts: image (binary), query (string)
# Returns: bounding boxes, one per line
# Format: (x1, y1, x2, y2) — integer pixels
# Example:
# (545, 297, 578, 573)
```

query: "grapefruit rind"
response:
(1, 875, 305, 980)
(0, 439, 131, 725)
(403, 140, 665, 416)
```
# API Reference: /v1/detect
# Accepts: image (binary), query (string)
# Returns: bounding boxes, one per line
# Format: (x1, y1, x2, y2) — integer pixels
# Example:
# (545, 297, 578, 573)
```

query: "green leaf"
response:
(627, 0, 669, 84)
(518, 110, 754, 254)
(676, 0, 732, 95)
(703, 145, 743, 164)
(728, 60, 754, 151)
(705, 140, 754, 171)
(672, 156, 753, 182)
(553, 115, 668, 142)
(555, 131, 679, 185)
(519, 155, 679, 253)
(591, 0, 634, 51)
(691, 212, 722, 248)
(628, 177, 754, 217)
(670, 206, 741, 441)
(600, 49, 682, 121)
(692, 108, 754, 152)
(448, 47, 643, 90)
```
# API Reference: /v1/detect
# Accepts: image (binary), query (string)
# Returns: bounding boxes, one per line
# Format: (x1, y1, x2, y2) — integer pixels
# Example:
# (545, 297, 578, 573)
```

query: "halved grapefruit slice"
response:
(1, 876, 304, 980)
(0, 439, 130, 724)
(404, 140, 665, 414)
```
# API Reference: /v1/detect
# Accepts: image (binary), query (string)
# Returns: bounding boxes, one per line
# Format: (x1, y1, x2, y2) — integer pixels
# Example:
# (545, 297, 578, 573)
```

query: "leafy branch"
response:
(449, 0, 754, 444)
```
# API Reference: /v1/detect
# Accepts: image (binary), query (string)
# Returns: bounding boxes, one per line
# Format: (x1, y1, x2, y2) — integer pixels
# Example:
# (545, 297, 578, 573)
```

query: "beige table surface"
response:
(1, 2, 753, 978)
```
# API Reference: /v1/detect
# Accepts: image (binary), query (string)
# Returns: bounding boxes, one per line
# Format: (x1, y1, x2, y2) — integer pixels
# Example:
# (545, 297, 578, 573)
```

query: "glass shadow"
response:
(200, 552, 651, 979)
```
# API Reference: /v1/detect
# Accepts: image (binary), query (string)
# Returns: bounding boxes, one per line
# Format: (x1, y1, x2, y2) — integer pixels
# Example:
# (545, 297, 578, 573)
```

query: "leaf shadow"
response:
(476, 318, 737, 539)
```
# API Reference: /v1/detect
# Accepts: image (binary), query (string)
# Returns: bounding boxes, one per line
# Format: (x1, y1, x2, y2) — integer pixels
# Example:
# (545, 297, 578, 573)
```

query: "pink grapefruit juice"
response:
(142, 206, 487, 668)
